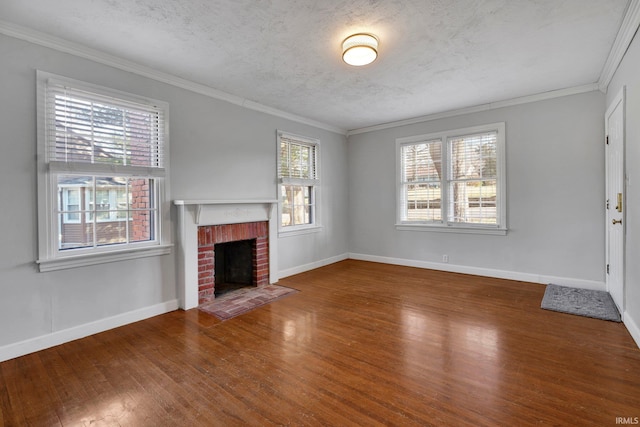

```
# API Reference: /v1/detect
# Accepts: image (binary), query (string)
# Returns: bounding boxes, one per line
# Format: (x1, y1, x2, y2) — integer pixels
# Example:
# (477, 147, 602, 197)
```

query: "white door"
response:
(605, 88, 625, 314)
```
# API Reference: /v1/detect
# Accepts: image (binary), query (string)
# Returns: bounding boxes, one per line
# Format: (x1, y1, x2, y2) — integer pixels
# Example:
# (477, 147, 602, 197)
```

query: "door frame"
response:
(605, 86, 625, 315)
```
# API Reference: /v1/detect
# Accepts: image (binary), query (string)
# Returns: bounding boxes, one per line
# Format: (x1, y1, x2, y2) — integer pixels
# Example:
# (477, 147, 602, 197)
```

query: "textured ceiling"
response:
(0, 0, 630, 132)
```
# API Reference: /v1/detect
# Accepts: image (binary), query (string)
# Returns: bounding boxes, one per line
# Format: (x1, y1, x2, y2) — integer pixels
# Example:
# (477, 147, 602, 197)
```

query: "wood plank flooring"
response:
(1, 260, 639, 426)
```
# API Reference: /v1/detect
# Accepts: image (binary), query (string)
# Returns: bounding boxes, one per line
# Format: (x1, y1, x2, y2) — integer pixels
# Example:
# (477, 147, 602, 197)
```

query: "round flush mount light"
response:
(342, 33, 379, 66)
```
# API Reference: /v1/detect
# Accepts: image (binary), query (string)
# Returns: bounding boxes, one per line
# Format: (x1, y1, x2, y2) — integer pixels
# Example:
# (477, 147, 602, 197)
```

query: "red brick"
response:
(199, 283, 214, 291)
(198, 277, 214, 286)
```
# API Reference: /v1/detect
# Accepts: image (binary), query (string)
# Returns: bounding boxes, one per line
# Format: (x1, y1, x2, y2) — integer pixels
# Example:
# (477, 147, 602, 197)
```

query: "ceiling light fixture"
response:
(342, 33, 379, 66)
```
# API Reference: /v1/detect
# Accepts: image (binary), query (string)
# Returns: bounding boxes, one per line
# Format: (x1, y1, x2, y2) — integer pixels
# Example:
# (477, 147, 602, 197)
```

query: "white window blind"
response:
(46, 80, 165, 176)
(278, 133, 318, 184)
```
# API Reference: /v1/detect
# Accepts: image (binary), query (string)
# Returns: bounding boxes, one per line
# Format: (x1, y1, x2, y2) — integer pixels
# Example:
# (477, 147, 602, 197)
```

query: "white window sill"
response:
(37, 244, 173, 272)
(396, 224, 507, 235)
(278, 225, 323, 238)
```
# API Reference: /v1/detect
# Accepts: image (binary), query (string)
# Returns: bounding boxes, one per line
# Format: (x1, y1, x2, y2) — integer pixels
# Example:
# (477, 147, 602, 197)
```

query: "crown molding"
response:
(598, 0, 640, 91)
(0, 20, 347, 136)
(2, 10, 630, 138)
(347, 83, 600, 136)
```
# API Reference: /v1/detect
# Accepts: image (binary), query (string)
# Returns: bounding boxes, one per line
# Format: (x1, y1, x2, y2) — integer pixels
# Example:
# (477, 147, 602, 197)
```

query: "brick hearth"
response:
(197, 221, 269, 304)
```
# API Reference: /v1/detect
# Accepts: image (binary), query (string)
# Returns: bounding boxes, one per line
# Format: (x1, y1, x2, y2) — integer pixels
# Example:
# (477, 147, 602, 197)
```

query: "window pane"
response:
(293, 205, 306, 225)
(402, 141, 441, 183)
(130, 178, 155, 242)
(58, 175, 92, 249)
(96, 220, 127, 245)
(303, 186, 310, 204)
(66, 189, 80, 221)
(405, 183, 442, 221)
(448, 180, 497, 224)
(116, 186, 129, 220)
(281, 185, 292, 226)
(57, 175, 156, 249)
(449, 132, 497, 180)
(281, 184, 313, 227)
(58, 214, 94, 250)
(131, 210, 154, 243)
(96, 187, 111, 221)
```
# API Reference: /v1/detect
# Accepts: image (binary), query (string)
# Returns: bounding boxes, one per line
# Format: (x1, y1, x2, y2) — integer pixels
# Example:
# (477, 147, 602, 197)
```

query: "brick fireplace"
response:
(174, 200, 278, 310)
(197, 221, 269, 304)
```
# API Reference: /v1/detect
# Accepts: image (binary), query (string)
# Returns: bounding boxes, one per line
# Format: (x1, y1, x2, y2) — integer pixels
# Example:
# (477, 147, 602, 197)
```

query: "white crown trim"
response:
(598, 0, 640, 91)
(0, 20, 347, 135)
(347, 83, 599, 136)
(3, 4, 635, 139)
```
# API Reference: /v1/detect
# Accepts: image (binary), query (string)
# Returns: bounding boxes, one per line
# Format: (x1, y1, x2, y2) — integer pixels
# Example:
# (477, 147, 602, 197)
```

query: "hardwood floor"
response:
(1, 260, 639, 426)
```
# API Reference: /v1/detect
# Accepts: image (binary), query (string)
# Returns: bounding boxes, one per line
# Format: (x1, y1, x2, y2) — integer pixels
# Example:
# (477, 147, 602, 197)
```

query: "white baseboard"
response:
(348, 253, 606, 291)
(0, 299, 179, 362)
(1, 256, 634, 363)
(624, 311, 640, 349)
(278, 253, 349, 279)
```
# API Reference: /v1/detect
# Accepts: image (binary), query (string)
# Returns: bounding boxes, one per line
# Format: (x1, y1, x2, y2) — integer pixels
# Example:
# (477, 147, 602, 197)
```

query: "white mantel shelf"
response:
(173, 199, 278, 205)
(173, 199, 279, 310)
(174, 199, 278, 225)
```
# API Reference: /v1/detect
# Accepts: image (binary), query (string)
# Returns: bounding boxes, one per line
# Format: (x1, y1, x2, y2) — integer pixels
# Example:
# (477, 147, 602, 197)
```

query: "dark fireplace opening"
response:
(214, 239, 255, 296)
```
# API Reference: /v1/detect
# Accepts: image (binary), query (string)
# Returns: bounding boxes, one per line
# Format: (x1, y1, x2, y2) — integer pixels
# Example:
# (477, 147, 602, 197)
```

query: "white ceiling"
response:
(0, 0, 631, 132)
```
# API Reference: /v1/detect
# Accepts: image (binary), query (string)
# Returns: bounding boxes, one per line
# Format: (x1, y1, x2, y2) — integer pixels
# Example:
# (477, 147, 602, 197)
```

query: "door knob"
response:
(612, 219, 622, 225)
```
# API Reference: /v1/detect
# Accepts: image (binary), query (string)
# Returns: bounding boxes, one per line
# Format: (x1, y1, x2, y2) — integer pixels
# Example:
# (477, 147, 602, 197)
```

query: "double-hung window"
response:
(36, 71, 171, 271)
(277, 131, 319, 232)
(397, 122, 506, 234)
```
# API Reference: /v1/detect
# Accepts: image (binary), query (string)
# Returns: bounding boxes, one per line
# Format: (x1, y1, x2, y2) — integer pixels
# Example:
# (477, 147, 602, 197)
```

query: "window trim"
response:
(395, 122, 507, 235)
(276, 130, 321, 235)
(36, 71, 172, 272)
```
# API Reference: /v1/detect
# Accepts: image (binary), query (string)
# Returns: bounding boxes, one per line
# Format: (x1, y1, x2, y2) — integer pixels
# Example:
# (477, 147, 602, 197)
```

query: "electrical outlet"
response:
(442, 255, 449, 263)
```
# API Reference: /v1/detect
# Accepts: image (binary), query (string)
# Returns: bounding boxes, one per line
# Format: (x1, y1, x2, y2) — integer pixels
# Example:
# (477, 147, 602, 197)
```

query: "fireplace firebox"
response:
(197, 221, 269, 304)
(214, 239, 254, 296)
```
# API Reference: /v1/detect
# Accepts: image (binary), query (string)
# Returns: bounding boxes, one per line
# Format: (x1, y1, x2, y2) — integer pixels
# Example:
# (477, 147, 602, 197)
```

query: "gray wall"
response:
(5, 26, 637, 355)
(0, 34, 349, 352)
(347, 91, 606, 286)
(607, 30, 640, 337)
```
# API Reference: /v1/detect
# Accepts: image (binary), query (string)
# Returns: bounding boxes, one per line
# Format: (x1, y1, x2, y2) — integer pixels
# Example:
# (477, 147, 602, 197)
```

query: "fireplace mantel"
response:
(174, 199, 278, 309)
(174, 199, 277, 225)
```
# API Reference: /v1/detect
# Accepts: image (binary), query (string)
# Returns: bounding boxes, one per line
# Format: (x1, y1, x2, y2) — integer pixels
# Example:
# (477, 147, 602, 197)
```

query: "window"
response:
(277, 131, 319, 232)
(36, 71, 171, 271)
(397, 123, 506, 234)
